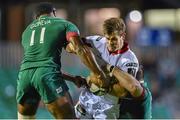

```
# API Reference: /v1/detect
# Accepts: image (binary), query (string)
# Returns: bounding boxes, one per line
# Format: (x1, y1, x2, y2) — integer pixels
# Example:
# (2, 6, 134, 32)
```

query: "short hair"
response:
(103, 18, 126, 35)
(34, 2, 56, 18)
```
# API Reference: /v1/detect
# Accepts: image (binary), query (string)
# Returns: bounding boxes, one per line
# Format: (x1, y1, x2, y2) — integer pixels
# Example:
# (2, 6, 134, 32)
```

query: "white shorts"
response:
(74, 88, 120, 119)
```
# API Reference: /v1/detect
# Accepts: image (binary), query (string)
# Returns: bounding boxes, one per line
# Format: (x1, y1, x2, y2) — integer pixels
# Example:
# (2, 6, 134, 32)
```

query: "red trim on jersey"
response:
(66, 32, 79, 41)
(109, 42, 129, 55)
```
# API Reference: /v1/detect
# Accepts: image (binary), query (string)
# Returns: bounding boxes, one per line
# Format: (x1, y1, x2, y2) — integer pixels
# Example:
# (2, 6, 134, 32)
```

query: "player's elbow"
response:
(129, 82, 143, 97)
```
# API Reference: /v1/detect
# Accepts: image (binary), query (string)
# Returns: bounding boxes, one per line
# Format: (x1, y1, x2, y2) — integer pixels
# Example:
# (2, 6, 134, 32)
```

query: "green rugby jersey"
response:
(20, 16, 79, 70)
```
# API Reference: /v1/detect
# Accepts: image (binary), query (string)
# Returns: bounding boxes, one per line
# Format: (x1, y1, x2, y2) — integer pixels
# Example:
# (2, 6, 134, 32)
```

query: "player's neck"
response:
(37, 14, 52, 19)
(108, 42, 129, 55)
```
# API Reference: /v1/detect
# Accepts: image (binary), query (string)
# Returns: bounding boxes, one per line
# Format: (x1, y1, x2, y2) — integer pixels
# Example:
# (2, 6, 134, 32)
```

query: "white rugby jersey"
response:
(84, 35, 139, 77)
(75, 36, 140, 119)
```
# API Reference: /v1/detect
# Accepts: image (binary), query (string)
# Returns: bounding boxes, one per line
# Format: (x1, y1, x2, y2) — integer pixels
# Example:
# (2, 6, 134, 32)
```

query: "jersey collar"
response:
(108, 42, 129, 55)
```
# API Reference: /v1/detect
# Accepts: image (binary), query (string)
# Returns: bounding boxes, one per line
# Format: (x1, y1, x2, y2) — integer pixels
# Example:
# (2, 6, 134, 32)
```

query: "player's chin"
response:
(108, 48, 113, 51)
(109, 47, 117, 52)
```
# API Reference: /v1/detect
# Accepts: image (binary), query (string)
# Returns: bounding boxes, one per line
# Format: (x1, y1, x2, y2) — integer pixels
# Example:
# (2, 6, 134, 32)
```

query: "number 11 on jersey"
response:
(30, 27, 46, 46)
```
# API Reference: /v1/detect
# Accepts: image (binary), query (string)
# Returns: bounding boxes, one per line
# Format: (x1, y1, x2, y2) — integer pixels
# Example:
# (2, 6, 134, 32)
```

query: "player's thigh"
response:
(118, 99, 132, 119)
(74, 101, 92, 119)
(33, 67, 70, 104)
(103, 94, 120, 119)
(120, 88, 152, 119)
(16, 69, 40, 115)
(132, 88, 152, 119)
(74, 90, 94, 119)
(17, 91, 40, 115)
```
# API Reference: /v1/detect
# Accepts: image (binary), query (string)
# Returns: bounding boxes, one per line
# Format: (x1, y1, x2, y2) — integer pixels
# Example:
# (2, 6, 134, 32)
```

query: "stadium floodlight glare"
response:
(129, 10, 142, 23)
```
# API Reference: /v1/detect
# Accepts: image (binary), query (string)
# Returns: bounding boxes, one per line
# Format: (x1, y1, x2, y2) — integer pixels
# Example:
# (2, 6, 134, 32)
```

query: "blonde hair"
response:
(103, 18, 126, 35)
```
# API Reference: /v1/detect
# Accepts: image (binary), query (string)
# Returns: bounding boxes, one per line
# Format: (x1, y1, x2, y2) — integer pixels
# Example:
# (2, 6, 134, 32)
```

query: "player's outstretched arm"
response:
(66, 36, 109, 88)
(107, 64, 144, 98)
(62, 71, 87, 88)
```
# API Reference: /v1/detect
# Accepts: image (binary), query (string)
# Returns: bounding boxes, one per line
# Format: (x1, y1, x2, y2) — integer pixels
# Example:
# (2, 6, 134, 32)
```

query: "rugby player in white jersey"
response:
(66, 18, 152, 119)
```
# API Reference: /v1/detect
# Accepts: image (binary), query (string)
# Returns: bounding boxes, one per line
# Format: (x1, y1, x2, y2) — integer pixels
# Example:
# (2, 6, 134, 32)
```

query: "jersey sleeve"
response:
(83, 36, 104, 48)
(82, 36, 107, 67)
(120, 58, 139, 77)
(66, 21, 80, 41)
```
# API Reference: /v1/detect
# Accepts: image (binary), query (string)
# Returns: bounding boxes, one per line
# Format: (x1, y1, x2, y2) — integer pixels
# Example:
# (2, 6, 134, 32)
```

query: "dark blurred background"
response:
(0, 0, 180, 118)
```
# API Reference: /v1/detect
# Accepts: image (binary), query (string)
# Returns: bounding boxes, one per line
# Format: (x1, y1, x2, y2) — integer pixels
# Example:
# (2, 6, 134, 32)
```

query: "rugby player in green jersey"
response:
(16, 2, 108, 119)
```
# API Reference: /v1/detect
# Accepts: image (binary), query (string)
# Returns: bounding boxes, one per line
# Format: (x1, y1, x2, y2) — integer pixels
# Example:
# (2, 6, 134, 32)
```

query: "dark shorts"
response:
(16, 67, 69, 104)
(119, 87, 152, 119)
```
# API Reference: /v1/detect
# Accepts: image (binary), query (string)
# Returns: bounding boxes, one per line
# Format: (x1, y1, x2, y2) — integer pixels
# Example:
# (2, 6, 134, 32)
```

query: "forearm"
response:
(108, 65, 143, 97)
(67, 36, 109, 88)
(76, 45, 103, 75)
(62, 72, 76, 83)
(69, 36, 105, 76)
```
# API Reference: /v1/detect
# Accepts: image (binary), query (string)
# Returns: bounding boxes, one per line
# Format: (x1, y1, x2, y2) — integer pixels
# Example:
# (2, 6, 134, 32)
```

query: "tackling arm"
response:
(66, 36, 108, 88)
(107, 64, 144, 98)
(61, 71, 87, 88)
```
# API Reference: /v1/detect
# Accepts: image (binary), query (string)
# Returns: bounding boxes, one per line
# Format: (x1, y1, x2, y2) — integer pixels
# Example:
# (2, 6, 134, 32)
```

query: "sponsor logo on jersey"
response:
(125, 62, 138, 67)
(56, 86, 63, 94)
(96, 36, 103, 41)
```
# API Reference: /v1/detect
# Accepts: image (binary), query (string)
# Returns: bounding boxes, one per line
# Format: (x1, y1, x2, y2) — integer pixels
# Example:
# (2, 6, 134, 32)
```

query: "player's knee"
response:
(18, 112, 35, 119)
(18, 103, 38, 116)
(46, 103, 62, 118)
(46, 97, 75, 118)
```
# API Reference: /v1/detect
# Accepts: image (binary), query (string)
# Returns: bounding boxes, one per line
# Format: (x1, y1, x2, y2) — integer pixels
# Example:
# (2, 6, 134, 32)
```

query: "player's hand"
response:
(87, 72, 110, 89)
(86, 73, 109, 95)
(74, 76, 88, 88)
(87, 73, 99, 86)
(99, 73, 111, 89)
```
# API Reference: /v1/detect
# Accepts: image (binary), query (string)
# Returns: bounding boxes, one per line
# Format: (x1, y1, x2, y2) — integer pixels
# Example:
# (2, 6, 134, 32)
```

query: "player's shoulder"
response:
(121, 49, 138, 63)
(123, 49, 137, 57)
(86, 35, 106, 42)
(51, 17, 68, 23)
